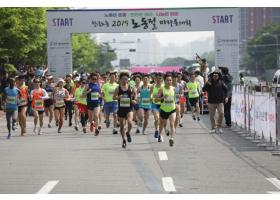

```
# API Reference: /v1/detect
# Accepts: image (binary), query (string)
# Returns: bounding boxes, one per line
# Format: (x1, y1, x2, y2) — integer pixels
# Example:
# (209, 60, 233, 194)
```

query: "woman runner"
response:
(44, 76, 55, 128)
(133, 75, 142, 134)
(83, 73, 102, 136)
(16, 75, 29, 136)
(138, 74, 151, 135)
(113, 72, 137, 148)
(53, 78, 69, 133)
(75, 78, 88, 133)
(30, 78, 48, 135)
(172, 73, 184, 129)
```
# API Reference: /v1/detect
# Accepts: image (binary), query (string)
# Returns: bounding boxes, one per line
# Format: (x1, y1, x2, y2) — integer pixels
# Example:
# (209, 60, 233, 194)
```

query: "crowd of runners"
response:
(1, 56, 233, 149)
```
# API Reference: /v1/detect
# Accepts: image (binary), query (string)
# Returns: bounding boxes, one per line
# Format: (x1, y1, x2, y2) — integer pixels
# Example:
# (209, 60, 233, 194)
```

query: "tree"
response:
(245, 23, 280, 74)
(72, 34, 116, 73)
(0, 8, 47, 66)
(160, 57, 195, 67)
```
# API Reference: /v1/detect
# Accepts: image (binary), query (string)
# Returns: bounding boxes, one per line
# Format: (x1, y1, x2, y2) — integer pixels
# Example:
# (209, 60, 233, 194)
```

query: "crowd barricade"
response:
(231, 84, 279, 148)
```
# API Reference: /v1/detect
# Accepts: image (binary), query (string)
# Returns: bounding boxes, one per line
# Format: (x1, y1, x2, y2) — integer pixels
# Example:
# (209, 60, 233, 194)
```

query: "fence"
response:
(231, 84, 279, 148)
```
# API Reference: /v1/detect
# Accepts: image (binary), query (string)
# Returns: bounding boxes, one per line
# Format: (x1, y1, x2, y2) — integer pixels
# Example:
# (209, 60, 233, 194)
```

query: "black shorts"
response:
(54, 106, 65, 110)
(160, 109, 176, 120)
(18, 105, 27, 113)
(189, 98, 199, 107)
(38, 110, 44, 115)
(44, 99, 53, 108)
(87, 102, 100, 110)
(117, 108, 133, 119)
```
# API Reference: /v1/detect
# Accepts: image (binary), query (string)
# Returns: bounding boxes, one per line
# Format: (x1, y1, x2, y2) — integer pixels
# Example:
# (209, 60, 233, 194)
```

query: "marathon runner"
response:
(44, 76, 55, 128)
(186, 73, 201, 121)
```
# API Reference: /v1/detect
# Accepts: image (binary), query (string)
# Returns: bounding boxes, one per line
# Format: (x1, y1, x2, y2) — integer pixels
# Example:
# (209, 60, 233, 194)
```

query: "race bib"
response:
(19, 98, 26, 106)
(191, 89, 197, 95)
(55, 100, 65, 107)
(164, 97, 174, 106)
(120, 97, 130, 107)
(7, 96, 16, 104)
(142, 98, 150, 106)
(35, 100, 43, 107)
(91, 92, 99, 100)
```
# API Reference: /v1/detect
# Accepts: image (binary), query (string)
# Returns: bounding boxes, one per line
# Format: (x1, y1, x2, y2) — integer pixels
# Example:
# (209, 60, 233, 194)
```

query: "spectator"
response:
(202, 70, 228, 134)
(220, 67, 233, 127)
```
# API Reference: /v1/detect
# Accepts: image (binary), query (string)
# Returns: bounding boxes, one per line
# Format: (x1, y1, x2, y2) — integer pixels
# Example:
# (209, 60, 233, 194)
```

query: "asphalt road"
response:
(0, 112, 280, 194)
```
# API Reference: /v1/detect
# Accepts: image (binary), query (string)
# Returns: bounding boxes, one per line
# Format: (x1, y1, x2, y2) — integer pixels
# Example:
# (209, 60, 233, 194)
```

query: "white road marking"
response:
(162, 177, 176, 192)
(267, 178, 280, 191)
(37, 180, 59, 194)
(267, 191, 280, 194)
(158, 151, 168, 161)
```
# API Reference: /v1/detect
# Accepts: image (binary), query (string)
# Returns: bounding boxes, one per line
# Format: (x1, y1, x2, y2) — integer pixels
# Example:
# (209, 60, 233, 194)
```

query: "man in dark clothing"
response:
(220, 67, 233, 127)
(202, 70, 228, 134)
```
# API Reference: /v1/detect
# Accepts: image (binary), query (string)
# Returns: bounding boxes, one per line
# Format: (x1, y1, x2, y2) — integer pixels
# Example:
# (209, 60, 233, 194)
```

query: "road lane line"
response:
(162, 177, 176, 192)
(266, 178, 280, 190)
(37, 180, 59, 194)
(267, 191, 280, 194)
(158, 151, 168, 161)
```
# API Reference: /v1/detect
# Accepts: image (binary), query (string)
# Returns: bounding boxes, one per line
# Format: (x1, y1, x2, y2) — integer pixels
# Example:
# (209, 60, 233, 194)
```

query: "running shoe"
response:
(48, 123, 51, 128)
(217, 128, 223, 134)
(197, 117, 200, 121)
(122, 139, 126, 148)
(12, 124, 16, 131)
(113, 129, 118, 135)
(169, 138, 174, 147)
(179, 123, 183, 127)
(90, 122, 95, 132)
(158, 134, 162, 142)
(69, 122, 72, 127)
(192, 115, 196, 121)
(33, 127, 37, 134)
(7, 133, 11, 139)
(154, 130, 159, 138)
(74, 126, 78, 131)
(126, 132, 132, 143)
(98, 125, 102, 130)
(55, 121, 59, 127)
(136, 128, 140, 134)
(38, 128, 42, 135)
(58, 128, 62, 133)
(83, 127, 86, 133)
(95, 129, 100, 136)
(209, 129, 216, 134)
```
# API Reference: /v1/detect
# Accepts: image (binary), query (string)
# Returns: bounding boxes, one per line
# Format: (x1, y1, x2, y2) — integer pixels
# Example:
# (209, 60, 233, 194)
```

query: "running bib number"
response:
(191, 89, 197, 95)
(55, 100, 65, 107)
(120, 97, 130, 107)
(7, 96, 16, 104)
(164, 97, 174, 106)
(141, 98, 150, 106)
(35, 100, 43, 107)
(19, 98, 26, 105)
(91, 92, 99, 100)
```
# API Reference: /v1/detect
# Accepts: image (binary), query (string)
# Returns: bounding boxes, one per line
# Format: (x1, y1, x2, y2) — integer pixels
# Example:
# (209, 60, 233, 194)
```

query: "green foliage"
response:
(72, 34, 116, 73)
(245, 23, 280, 74)
(0, 8, 47, 66)
(3, 63, 17, 74)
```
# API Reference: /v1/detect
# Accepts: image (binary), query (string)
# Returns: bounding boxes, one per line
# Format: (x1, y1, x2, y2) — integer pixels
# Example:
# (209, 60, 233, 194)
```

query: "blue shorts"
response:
(133, 104, 140, 111)
(151, 103, 161, 112)
(104, 101, 118, 115)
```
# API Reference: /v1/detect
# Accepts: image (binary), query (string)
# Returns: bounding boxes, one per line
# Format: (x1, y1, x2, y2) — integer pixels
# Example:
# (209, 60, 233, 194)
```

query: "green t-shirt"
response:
(187, 81, 200, 98)
(102, 82, 119, 102)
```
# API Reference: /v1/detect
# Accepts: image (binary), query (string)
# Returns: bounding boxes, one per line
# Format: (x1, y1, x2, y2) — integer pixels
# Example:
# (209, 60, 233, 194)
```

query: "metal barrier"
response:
(231, 84, 280, 155)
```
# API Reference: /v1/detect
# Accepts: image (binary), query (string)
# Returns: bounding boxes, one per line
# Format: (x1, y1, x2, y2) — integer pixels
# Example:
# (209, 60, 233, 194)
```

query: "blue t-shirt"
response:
(35, 69, 44, 77)
(5, 87, 19, 110)
(87, 83, 101, 104)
